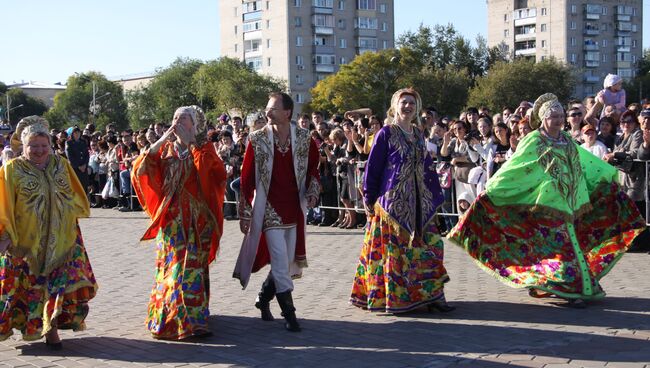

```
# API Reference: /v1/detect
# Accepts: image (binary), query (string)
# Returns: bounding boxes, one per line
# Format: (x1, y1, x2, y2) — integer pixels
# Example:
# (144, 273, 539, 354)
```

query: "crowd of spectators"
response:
(0, 74, 649, 251)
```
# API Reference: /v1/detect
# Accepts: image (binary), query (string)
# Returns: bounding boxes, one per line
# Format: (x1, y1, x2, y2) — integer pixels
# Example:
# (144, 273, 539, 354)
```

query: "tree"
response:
(307, 49, 403, 117)
(193, 57, 285, 120)
(0, 88, 48, 125)
(124, 58, 204, 128)
(46, 71, 128, 131)
(467, 58, 577, 113)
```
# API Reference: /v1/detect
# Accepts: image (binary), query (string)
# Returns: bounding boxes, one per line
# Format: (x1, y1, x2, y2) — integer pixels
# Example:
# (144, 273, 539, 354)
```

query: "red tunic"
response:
(240, 137, 320, 272)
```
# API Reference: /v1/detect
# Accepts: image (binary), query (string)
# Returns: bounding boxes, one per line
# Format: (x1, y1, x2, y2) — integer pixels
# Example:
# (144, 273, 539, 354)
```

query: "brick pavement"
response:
(0, 209, 649, 368)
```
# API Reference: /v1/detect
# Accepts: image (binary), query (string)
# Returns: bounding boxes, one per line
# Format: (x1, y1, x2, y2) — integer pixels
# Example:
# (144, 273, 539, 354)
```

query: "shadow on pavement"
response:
(15, 311, 650, 367)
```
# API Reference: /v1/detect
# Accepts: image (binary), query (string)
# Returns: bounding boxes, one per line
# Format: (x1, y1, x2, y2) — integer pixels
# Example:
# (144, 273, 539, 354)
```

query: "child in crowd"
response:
(597, 74, 626, 117)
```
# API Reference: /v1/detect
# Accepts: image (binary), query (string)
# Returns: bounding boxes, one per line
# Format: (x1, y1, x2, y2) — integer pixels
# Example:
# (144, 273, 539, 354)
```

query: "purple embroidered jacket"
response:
(363, 125, 444, 234)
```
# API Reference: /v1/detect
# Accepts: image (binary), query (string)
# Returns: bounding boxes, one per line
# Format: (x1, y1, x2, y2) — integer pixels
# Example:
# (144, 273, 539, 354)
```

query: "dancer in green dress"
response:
(448, 93, 645, 308)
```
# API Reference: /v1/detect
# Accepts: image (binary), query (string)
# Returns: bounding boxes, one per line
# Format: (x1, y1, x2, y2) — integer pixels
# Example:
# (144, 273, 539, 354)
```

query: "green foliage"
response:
(308, 49, 404, 117)
(0, 89, 48, 125)
(45, 71, 128, 131)
(467, 58, 577, 112)
(193, 57, 285, 119)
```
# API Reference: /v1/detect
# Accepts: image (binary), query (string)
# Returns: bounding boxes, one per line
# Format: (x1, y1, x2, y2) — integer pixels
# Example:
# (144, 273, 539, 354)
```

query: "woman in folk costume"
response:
(132, 106, 226, 339)
(448, 93, 645, 308)
(350, 88, 454, 313)
(0, 116, 98, 350)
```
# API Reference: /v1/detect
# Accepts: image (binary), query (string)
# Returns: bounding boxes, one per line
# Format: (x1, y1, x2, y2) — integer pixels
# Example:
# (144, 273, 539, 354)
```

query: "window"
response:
(541, 8, 546, 16)
(340, 57, 346, 64)
(633, 39, 637, 48)
(234, 7, 238, 16)
(243, 21, 262, 32)
(242, 1, 262, 13)
(266, 20, 270, 29)
(570, 37, 576, 46)
(633, 55, 637, 63)
(338, 19, 346, 29)
(600, 23, 607, 31)
(314, 36, 330, 46)
(296, 36, 303, 47)
(295, 93, 304, 103)
(504, 29, 509, 37)
(295, 75, 304, 85)
(570, 54, 577, 63)
(379, 3, 386, 13)
(314, 54, 336, 64)
(267, 39, 271, 48)
(632, 24, 637, 32)
(541, 56, 546, 61)
(382, 22, 387, 32)
(234, 44, 238, 52)
(541, 24, 547, 32)
(244, 39, 262, 53)
(266, 1, 270, 9)
(314, 14, 335, 27)
(338, 0, 345, 10)
(358, 37, 378, 50)
(357, 0, 376, 10)
(504, 13, 508, 22)
(382, 40, 388, 49)
(246, 57, 262, 71)
(602, 6, 607, 15)
(295, 17, 302, 27)
(541, 40, 546, 48)
(356, 17, 378, 29)
(602, 53, 607, 62)
(234, 25, 238, 34)
(267, 57, 271, 66)
(603, 39, 607, 47)
(569, 21, 576, 30)
(296, 55, 304, 65)
(294, 0, 301, 6)
(339, 38, 347, 48)
(313, 0, 333, 7)
(570, 5, 577, 14)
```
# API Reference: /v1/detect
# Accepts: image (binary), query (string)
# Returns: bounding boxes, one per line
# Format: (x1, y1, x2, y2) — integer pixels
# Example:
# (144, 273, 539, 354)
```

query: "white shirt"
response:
(581, 140, 608, 160)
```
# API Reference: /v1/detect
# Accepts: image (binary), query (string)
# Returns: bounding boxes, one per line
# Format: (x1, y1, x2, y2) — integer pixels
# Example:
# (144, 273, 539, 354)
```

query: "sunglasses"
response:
(569, 112, 583, 117)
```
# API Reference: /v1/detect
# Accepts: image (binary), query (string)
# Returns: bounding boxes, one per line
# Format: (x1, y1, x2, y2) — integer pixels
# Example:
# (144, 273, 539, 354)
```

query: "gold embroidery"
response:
(537, 131, 582, 211)
(249, 129, 272, 193)
(263, 203, 284, 229)
(293, 126, 310, 189)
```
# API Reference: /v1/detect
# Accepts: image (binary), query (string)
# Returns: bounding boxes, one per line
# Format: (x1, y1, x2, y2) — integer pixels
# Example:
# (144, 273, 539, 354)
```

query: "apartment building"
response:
(487, 0, 643, 98)
(219, 0, 394, 113)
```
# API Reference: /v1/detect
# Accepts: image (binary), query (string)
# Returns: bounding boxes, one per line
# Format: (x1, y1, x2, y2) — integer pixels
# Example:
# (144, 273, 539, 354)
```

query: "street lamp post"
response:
(90, 91, 111, 121)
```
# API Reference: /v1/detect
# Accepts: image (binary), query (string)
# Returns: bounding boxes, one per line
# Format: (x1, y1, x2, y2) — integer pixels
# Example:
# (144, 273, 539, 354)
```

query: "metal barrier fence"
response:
(117, 159, 650, 227)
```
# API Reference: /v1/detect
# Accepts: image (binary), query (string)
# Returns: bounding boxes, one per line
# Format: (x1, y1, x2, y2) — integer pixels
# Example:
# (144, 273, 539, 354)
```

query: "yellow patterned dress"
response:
(0, 155, 98, 341)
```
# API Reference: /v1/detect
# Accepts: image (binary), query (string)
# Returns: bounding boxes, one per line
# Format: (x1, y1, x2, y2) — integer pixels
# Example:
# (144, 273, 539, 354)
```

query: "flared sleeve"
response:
(363, 126, 389, 208)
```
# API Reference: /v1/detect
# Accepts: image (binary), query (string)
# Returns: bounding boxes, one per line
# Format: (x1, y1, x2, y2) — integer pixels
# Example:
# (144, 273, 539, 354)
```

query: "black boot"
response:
(255, 276, 276, 321)
(276, 291, 301, 332)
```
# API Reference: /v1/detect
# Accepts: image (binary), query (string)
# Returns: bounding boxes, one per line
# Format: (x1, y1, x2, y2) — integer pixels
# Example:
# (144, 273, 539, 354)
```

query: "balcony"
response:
(243, 11, 262, 22)
(617, 46, 631, 52)
(616, 14, 631, 21)
(313, 45, 335, 54)
(583, 28, 600, 36)
(312, 7, 333, 14)
(585, 13, 600, 20)
(314, 26, 334, 35)
(315, 64, 335, 73)
(616, 61, 632, 69)
(515, 32, 536, 42)
(244, 30, 262, 41)
(514, 17, 536, 26)
(244, 49, 262, 58)
(584, 75, 600, 83)
(584, 60, 600, 68)
(583, 44, 599, 51)
(515, 48, 536, 56)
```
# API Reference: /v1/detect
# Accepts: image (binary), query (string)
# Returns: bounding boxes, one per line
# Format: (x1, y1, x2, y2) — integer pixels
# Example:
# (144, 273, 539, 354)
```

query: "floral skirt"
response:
(0, 231, 98, 341)
(350, 206, 449, 313)
(448, 182, 645, 300)
(147, 221, 211, 340)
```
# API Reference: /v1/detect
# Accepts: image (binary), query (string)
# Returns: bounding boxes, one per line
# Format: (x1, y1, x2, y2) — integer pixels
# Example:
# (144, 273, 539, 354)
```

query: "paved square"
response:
(1, 209, 649, 367)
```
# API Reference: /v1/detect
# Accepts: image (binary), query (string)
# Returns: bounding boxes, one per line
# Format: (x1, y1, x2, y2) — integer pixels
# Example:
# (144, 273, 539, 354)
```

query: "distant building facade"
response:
(219, 0, 395, 113)
(8, 81, 67, 108)
(487, 0, 643, 98)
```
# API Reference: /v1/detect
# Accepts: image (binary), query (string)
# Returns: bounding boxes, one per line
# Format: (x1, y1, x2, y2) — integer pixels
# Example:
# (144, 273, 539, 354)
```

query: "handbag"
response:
(436, 162, 452, 189)
(101, 176, 120, 199)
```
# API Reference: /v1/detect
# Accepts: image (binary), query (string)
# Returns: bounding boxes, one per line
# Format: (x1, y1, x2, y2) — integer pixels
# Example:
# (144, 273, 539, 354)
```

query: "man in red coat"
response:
(234, 92, 320, 332)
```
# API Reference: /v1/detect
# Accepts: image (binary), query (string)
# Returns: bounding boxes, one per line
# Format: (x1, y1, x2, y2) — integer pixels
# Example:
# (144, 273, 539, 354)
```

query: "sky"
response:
(1, 0, 648, 85)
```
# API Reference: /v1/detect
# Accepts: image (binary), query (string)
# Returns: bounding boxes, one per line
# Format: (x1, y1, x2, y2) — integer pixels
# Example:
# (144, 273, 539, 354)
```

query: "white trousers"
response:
(264, 226, 297, 293)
